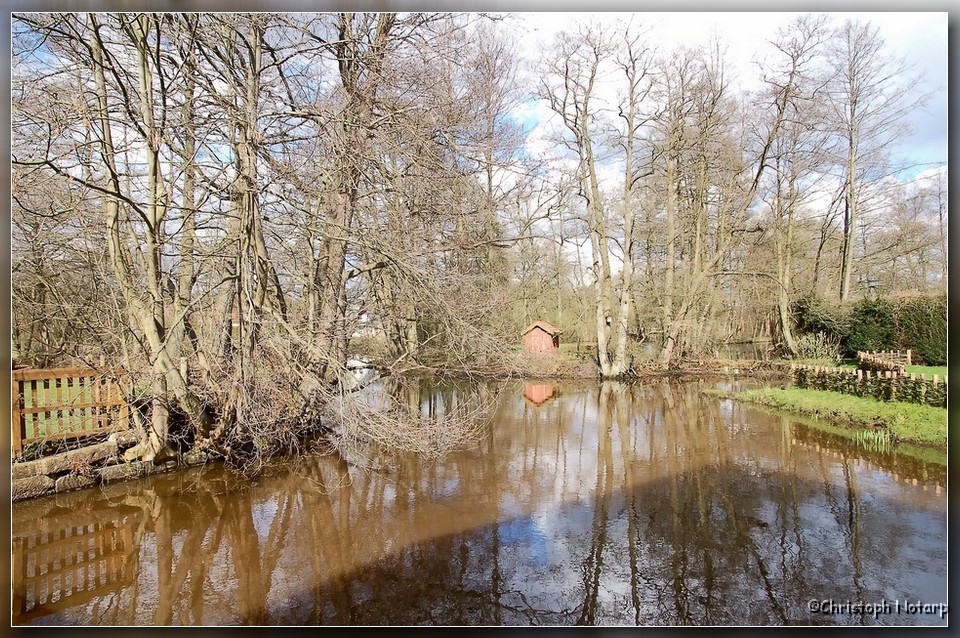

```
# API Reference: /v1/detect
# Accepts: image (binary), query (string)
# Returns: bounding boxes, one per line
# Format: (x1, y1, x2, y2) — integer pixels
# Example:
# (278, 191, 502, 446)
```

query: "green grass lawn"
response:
(733, 387, 947, 448)
(837, 363, 946, 377)
(905, 364, 947, 377)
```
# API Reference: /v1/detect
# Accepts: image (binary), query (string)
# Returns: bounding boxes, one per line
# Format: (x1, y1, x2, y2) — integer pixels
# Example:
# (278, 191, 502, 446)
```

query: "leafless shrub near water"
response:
(324, 378, 498, 471)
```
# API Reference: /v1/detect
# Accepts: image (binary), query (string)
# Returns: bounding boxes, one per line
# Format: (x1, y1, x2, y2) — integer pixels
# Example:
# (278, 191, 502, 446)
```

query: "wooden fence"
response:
(857, 350, 912, 374)
(12, 367, 130, 458)
(12, 517, 137, 623)
(791, 364, 946, 408)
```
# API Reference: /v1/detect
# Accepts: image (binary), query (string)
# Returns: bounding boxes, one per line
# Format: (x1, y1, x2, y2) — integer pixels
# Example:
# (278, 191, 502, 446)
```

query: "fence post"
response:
(907, 349, 912, 366)
(12, 377, 23, 457)
(117, 370, 129, 430)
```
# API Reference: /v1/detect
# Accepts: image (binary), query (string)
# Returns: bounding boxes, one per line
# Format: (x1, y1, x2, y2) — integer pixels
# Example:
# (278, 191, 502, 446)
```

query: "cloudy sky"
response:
(509, 11, 947, 182)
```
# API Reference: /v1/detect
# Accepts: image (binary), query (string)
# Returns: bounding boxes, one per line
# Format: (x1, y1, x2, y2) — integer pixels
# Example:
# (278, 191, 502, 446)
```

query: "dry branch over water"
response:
(323, 379, 498, 470)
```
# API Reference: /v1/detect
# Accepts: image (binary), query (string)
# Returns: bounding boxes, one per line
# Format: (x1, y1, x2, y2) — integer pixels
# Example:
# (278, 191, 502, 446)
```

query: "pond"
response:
(11, 378, 947, 626)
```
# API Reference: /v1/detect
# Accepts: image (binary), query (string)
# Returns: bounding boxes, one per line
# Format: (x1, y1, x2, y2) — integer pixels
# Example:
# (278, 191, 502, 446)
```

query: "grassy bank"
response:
(733, 387, 947, 448)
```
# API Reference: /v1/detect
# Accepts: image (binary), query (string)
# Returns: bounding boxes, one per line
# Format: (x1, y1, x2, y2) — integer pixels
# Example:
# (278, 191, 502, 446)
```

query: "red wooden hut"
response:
(522, 321, 562, 355)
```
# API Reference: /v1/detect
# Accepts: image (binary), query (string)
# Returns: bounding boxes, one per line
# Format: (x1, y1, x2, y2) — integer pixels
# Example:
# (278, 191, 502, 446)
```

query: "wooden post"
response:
(69, 375, 80, 434)
(79, 375, 90, 434)
(907, 349, 912, 366)
(117, 370, 129, 431)
(24, 379, 33, 440)
(12, 377, 23, 457)
(55, 374, 64, 437)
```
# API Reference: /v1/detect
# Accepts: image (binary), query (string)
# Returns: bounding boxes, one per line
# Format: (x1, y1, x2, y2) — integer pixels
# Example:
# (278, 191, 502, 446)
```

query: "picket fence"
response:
(12, 367, 130, 458)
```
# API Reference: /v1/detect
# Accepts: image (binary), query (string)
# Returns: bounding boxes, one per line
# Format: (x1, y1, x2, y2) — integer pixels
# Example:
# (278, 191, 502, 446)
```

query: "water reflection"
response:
(12, 379, 947, 625)
(524, 383, 556, 406)
(12, 507, 140, 623)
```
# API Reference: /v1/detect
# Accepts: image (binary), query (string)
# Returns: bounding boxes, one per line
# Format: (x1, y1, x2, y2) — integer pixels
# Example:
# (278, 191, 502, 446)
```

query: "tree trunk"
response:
(839, 122, 858, 303)
(316, 13, 395, 384)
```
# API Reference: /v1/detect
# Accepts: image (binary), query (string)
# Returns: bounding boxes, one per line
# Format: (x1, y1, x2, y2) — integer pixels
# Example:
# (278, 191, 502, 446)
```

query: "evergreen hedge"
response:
(844, 297, 896, 355)
(892, 293, 947, 366)
(793, 293, 946, 366)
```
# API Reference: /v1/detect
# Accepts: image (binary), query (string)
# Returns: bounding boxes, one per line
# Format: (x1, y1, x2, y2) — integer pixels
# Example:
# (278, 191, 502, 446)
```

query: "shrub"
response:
(793, 293, 946, 366)
(844, 297, 896, 355)
(892, 293, 947, 366)
(792, 296, 848, 344)
(793, 331, 842, 361)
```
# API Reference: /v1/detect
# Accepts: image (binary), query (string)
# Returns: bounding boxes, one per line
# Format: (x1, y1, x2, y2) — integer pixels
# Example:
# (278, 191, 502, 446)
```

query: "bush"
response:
(892, 293, 947, 366)
(793, 331, 842, 361)
(792, 296, 847, 344)
(844, 297, 896, 355)
(837, 293, 946, 365)
(792, 293, 946, 366)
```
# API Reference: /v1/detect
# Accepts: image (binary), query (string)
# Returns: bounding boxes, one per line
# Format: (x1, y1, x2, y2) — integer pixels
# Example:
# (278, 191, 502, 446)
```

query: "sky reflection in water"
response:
(11, 378, 947, 626)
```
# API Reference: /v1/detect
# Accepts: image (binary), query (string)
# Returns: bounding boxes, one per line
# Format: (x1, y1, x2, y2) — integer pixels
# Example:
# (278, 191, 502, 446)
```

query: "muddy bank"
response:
(389, 357, 790, 381)
(11, 430, 216, 502)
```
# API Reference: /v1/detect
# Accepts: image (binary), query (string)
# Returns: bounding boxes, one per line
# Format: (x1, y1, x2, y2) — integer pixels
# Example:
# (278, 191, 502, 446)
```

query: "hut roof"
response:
(521, 321, 562, 337)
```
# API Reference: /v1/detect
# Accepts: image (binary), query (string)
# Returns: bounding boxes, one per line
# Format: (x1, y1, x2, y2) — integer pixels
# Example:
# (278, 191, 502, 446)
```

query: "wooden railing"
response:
(857, 350, 912, 374)
(12, 367, 130, 458)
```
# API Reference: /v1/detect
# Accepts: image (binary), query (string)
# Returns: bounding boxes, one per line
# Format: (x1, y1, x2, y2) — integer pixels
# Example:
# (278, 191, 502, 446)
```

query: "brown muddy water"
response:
(11, 378, 947, 626)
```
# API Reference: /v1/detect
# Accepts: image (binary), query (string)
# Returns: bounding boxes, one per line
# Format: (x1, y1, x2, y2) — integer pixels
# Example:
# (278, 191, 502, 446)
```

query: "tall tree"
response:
(540, 20, 653, 377)
(758, 14, 832, 355)
(828, 19, 920, 303)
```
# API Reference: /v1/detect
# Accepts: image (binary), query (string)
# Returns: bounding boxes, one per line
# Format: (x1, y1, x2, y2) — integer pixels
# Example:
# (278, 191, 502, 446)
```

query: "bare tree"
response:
(757, 14, 832, 355)
(828, 19, 923, 302)
(540, 20, 653, 377)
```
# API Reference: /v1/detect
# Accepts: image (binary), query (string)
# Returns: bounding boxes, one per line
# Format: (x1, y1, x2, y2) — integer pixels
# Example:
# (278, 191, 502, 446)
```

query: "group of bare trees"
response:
(12, 13, 525, 463)
(532, 14, 941, 366)
(11, 12, 944, 461)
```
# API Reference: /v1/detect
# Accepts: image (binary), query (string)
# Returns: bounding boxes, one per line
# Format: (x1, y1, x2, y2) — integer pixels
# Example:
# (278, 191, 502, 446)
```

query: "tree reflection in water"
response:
(11, 379, 947, 625)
